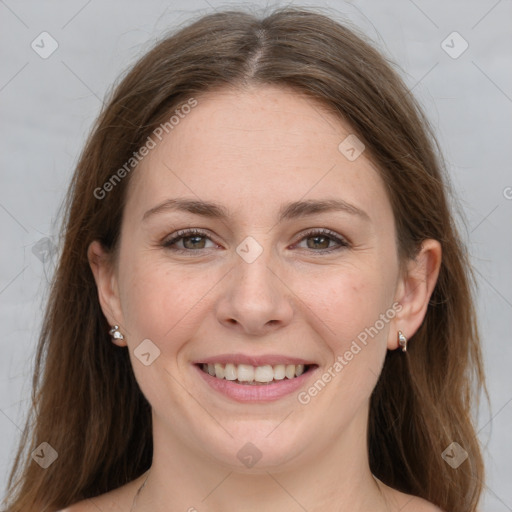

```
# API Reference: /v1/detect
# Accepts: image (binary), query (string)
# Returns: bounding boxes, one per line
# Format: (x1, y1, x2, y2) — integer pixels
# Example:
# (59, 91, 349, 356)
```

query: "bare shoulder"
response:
(390, 489, 445, 512)
(59, 473, 146, 512)
(58, 491, 122, 512)
(378, 480, 444, 512)
(404, 496, 444, 512)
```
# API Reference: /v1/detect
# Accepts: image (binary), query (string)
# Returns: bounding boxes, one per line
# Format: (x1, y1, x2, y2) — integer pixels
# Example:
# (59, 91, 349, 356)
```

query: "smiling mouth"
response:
(197, 362, 317, 385)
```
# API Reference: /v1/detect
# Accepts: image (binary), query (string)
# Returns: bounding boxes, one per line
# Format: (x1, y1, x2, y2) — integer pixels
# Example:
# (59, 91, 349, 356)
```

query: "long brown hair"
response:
(3, 6, 488, 511)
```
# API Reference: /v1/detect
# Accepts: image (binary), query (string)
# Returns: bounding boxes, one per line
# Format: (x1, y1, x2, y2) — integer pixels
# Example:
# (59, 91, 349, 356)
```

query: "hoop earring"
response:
(109, 325, 125, 341)
(398, 330, 407, 352)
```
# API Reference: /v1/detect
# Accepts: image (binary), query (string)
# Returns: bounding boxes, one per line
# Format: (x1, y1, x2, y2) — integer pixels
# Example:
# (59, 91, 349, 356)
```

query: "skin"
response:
(76, 84, 442, 512)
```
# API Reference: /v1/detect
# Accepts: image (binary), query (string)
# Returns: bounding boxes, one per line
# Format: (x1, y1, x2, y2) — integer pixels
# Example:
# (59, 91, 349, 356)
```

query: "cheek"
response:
(300, 267, 394, 343)
(116, 256, 214, 404)
(295, 264, 396, 399)
(117, 252, 221, 343)
(293, 273, 395, 416)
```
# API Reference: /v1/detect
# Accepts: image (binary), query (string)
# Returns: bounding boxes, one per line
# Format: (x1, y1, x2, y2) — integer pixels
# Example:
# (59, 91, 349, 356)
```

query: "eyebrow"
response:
(142, 197, 370, 223)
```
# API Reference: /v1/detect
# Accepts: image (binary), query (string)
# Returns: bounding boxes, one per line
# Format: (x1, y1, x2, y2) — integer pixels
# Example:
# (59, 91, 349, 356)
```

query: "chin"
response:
(190, 420, 312, 473)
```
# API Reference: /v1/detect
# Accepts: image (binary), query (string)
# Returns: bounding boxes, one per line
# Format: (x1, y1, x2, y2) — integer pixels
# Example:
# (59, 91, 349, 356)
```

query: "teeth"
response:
(285, 364, 296, 379)
(224, 363, 237, 381)
(273, 364, 286, 380)
(214, 363, 225, 379)
(254, 365, 274, 383)
(237, 364, 254, 382)
(201, 362, 309, 383)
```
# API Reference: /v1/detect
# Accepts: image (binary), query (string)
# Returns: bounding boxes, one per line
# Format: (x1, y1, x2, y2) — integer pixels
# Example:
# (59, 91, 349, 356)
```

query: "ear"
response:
(388, 239, 442, 350)
(87, 240, 127, 347)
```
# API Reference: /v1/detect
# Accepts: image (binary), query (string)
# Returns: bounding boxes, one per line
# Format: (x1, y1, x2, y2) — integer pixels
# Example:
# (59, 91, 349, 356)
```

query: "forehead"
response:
(125, 85, 392, 226)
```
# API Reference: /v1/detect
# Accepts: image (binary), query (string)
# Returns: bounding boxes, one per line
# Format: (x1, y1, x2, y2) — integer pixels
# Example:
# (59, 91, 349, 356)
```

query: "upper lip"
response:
(194, 354, 317, 367)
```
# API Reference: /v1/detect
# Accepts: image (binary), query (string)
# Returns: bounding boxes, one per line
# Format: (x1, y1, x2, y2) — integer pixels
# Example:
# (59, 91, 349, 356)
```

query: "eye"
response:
(162, 228, 350, 254)
(293, 228, 350, 252)
(162, 229, 217, 252)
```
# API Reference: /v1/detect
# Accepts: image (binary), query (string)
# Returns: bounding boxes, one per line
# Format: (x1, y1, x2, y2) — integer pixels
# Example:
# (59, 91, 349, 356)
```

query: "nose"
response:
(215, 248, 294, 336)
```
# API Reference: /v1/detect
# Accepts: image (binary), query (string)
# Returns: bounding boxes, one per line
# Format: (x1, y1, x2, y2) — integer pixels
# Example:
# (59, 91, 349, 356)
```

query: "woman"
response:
(3, 6, 487, 512)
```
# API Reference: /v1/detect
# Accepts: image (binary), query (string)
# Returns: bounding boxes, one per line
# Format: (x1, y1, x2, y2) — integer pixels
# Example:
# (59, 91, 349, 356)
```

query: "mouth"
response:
(196, 362, 317, 385)
(192, 354, 320, 402)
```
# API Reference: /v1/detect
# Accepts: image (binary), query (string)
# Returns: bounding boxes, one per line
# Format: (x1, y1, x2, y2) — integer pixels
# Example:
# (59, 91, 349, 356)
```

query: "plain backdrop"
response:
(1, 0, 511, 509)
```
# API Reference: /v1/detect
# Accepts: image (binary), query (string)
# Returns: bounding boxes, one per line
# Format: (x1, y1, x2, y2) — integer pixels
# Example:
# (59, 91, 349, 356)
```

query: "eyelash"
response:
(161, 228, 350, 254)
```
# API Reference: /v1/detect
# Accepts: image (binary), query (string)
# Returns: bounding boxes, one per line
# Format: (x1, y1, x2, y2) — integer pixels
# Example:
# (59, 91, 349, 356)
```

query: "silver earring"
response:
(109, 325, 124, 341)
(398, 330, 407, 352)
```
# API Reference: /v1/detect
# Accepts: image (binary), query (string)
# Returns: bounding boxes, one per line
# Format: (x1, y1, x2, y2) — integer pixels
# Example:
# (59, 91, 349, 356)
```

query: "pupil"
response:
(184, 236, 204, 249)
(309, 235, 328, 249)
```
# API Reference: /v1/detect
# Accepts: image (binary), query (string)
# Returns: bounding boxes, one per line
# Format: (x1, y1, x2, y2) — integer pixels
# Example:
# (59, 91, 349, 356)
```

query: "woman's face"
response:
(90, 85, 434, 472)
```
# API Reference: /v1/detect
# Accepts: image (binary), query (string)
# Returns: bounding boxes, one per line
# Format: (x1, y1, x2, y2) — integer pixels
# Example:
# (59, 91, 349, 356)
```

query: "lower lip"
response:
(194, 364, 318, 402)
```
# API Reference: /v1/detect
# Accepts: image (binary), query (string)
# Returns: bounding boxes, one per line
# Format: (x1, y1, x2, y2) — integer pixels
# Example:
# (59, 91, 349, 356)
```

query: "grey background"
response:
(1, 0, 511, 509)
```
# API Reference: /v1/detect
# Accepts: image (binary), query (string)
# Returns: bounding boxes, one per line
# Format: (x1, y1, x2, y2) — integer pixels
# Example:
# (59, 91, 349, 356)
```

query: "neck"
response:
(133, 407, 392, 512)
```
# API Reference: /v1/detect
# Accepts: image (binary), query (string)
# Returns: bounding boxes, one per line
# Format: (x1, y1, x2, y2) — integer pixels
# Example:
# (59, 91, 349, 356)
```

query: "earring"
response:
(397, 330, 407, 352)
(109, 325, 125, 341)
